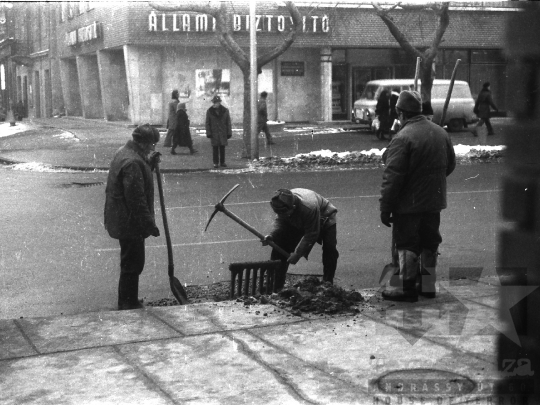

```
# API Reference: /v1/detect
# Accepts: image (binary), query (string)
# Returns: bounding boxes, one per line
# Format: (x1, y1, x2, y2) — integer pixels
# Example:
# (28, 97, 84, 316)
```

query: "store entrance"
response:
(332, 64, 348, 121)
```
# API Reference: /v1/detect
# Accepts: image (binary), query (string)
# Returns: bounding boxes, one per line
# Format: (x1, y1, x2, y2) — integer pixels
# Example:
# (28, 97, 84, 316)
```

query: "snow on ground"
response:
(53, 131, 80, 141)
(3, 162, 101, 173)
(0, 122, 32, 138)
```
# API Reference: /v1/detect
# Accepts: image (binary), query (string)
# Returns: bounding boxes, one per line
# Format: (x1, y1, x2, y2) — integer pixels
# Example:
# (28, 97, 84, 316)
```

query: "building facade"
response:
(0, 1, 514, 125)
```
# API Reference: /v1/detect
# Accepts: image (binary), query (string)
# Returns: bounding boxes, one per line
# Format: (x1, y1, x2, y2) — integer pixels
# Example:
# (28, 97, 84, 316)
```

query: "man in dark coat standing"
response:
(380, 90, 456, 302)
(163, 90, 179, 147)
(474, 82, 498, 136)
(257, 91, 275, 145)
(171, 103, 197, 155)
(205, 95, 232, 169)
(263, 188, 339, 290)
(104, 124, 161, 310)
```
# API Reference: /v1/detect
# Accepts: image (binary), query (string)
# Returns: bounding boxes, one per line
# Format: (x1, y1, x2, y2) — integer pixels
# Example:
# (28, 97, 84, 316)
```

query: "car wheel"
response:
(448, 118, 464, 132)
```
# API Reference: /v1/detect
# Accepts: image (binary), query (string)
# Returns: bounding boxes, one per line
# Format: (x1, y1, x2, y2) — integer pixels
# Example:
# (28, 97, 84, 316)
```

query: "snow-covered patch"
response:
(0, 122, 32, 138)
(4, 162, 106, 173)
(53, 131, 79, 141)
(251, 144, 505, 172)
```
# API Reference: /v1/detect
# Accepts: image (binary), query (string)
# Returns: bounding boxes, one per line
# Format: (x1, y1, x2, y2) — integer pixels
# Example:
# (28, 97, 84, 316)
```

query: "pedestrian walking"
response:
(380, 90, 456, 303)
(205, 95, 232, 169)
(171, 103, 197, 155)
(262, 188, 339, 290)
(473, 82, 498, 136)
(163, 90, 179, 147)
(375, 89, 391, 140)
(104, 124, 161, 310)
(257, 91, 275, 145)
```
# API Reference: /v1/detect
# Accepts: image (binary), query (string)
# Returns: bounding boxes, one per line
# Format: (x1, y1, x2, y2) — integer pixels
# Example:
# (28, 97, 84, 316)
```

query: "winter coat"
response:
(173, 109, 193, 147)
(475, 89, 498, 119)
(380, 115, 456, 214)
(166, 99, 179, 130)
(270, 188, 338, 258)
(257, 99, 268, 124)
(205, 105, 232, 146)
(104, 140, 156, 240)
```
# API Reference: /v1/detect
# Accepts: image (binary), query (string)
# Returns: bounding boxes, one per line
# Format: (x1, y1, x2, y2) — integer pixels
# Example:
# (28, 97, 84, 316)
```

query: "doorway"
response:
(34, 71, 41, 118)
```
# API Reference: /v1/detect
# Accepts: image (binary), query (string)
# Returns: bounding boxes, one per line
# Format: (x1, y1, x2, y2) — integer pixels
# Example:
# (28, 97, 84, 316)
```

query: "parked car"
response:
(352, 79, 477, 132)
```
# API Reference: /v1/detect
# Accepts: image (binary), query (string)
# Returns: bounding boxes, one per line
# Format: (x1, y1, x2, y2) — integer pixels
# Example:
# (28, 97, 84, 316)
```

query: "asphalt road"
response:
(0, 162, 504, 319)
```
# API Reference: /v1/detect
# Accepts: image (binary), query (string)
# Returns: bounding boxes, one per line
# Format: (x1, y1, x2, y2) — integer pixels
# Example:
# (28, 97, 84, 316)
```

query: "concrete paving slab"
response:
(18, 309, 180, 353)
(0, 347, 173, 405)
(118, 333, 306, 405)
(0, 319, 38, 360)
(189, 301, 305, 331)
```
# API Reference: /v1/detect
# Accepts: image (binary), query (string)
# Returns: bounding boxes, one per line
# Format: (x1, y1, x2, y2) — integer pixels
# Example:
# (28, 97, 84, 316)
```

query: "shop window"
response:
(471, 49, 506, 64)
(444, 49, 469, 64)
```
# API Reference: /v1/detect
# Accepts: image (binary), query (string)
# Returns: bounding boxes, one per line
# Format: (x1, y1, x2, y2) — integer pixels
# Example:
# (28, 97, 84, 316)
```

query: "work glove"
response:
(150, 226, 160, 237)
(287, 252, 301, 265)
(261, 235, 273, 246)
(380, 211, 392, 227)
(148, 151, 162, 170)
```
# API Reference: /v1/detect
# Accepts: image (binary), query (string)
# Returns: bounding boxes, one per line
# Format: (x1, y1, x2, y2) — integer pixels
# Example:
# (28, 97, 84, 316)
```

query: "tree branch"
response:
(427, 2, 449, 60)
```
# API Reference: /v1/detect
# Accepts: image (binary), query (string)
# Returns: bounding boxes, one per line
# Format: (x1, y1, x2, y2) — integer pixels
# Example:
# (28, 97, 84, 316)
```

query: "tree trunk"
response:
(420, 59, 434, 104)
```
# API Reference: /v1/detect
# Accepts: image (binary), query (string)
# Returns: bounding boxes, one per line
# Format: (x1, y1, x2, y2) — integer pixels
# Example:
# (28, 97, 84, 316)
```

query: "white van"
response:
(352, 79, 477, 132)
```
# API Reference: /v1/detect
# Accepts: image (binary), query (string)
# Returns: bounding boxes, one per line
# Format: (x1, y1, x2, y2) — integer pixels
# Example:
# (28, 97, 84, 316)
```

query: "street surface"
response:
(0, 162, 503, 319)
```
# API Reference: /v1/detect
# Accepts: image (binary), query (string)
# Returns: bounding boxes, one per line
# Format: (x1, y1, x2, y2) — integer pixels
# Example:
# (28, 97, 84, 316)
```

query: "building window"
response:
(471, 49, 506, 64)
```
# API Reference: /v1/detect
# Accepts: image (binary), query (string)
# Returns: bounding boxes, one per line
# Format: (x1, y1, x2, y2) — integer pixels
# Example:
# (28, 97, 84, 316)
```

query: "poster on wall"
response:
(196, 69, 230, 97)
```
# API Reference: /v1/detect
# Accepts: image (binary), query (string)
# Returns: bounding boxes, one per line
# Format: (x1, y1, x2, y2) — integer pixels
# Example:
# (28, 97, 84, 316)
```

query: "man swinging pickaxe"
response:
(205, 185, 340, 290)
(204, 184, 290, 258)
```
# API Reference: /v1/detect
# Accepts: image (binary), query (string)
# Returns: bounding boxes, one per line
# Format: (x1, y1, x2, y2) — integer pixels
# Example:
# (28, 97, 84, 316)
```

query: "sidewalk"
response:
(1, 277, 512, 404)
(0, 117, 516, 404)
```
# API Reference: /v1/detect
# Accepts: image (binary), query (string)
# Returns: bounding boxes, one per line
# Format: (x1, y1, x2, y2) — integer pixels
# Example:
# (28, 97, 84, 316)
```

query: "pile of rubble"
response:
(238, 276, 364, 316)
(146, 276, 365, 317)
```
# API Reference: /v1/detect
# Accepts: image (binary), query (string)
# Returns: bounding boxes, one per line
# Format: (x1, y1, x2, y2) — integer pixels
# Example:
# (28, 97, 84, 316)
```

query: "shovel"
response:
(155, 162, 189, 305)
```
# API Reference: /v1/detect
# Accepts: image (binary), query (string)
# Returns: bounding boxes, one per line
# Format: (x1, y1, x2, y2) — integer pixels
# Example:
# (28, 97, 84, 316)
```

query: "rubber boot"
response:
(417, 249, 438, 298)
(118, 273, 144, 310)
(382, 250, 419, 303)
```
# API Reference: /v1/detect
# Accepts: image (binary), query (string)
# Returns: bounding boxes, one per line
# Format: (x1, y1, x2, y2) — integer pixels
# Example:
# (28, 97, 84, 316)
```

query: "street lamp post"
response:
(249, 0, 258, 160)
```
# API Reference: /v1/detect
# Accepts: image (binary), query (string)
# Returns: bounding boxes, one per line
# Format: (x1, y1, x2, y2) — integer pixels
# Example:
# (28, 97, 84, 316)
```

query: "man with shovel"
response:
(104, 124, 162, 310)
(380, 90, 456, 303)
(262, 188, 339, 290)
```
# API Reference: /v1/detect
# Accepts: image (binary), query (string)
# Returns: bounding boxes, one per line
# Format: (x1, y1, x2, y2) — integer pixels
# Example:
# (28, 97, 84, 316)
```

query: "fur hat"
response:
(396, 90, 422, 113)
(482, 82, 490, 89)
(270, 189, 296, 213)
(132, 124, 160, 144)
(211, 95, 222, 103)
(178, 103, 187, 110)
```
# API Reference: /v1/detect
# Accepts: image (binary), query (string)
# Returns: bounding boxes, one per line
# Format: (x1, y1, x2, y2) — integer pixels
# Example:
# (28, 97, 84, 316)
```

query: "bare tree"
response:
(372, 2, 450, 105)
(149, 1, 302, 158)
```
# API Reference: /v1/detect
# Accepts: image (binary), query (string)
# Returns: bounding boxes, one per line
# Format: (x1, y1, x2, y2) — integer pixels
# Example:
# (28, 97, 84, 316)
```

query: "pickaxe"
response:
(204, 184, 290, 259)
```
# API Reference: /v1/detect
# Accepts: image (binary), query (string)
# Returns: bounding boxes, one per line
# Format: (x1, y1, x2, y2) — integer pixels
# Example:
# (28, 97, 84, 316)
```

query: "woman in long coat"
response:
(375, 90, 391, 140)
(163, 90, 179, 147)
(205, 95, 232, 168)
(171, 103, 197, 155)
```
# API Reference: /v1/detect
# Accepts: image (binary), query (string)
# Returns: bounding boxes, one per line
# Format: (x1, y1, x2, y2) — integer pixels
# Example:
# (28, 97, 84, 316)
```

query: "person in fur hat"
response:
(380, 90, 456, 303)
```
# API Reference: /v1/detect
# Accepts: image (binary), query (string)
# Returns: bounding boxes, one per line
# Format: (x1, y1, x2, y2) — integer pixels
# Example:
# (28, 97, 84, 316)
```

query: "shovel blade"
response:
(379, 263, 399, 286)
(170, 276, 189, 305)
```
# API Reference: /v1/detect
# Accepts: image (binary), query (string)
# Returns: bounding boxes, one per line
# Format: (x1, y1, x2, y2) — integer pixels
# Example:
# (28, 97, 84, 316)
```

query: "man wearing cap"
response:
(205, 95, 232, 169)
(104, 124, 162, 310)
(171, 102, 197, 155)
(263, 188, 339, 289)
(380, 90, 456, 302)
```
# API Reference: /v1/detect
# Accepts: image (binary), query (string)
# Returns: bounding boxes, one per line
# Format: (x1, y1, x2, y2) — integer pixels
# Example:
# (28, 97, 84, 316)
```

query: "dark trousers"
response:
(270, 223, 339, 288)
(212, 145, 226, 165)
(392, 212, 442, 257)
(258, 122, 273, 142)
(476, 117, 494, 134)
(118, 238, 145, 306)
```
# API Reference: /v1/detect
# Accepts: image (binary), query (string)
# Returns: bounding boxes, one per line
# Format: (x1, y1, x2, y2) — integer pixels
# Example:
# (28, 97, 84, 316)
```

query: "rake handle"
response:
(219, 204, 291, 259)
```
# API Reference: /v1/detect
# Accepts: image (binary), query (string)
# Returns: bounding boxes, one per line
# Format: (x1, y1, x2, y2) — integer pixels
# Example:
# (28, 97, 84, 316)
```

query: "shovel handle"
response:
(155, 163, 174, 276)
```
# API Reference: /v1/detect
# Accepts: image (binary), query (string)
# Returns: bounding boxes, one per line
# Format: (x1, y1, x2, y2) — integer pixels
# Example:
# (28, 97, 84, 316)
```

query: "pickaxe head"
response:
(204, 184, 240, 231)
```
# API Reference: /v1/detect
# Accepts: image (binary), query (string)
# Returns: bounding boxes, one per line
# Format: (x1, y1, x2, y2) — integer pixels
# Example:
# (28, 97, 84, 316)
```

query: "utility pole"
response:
(249, 0, 258, 160)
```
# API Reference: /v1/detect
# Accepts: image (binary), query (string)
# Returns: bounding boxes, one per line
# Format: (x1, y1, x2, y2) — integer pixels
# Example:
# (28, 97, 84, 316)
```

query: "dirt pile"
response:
(239, 276, 364, 316)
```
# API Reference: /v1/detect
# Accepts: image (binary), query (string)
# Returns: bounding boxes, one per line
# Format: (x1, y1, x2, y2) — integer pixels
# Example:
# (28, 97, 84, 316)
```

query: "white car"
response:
(352, 79, 477, 132)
